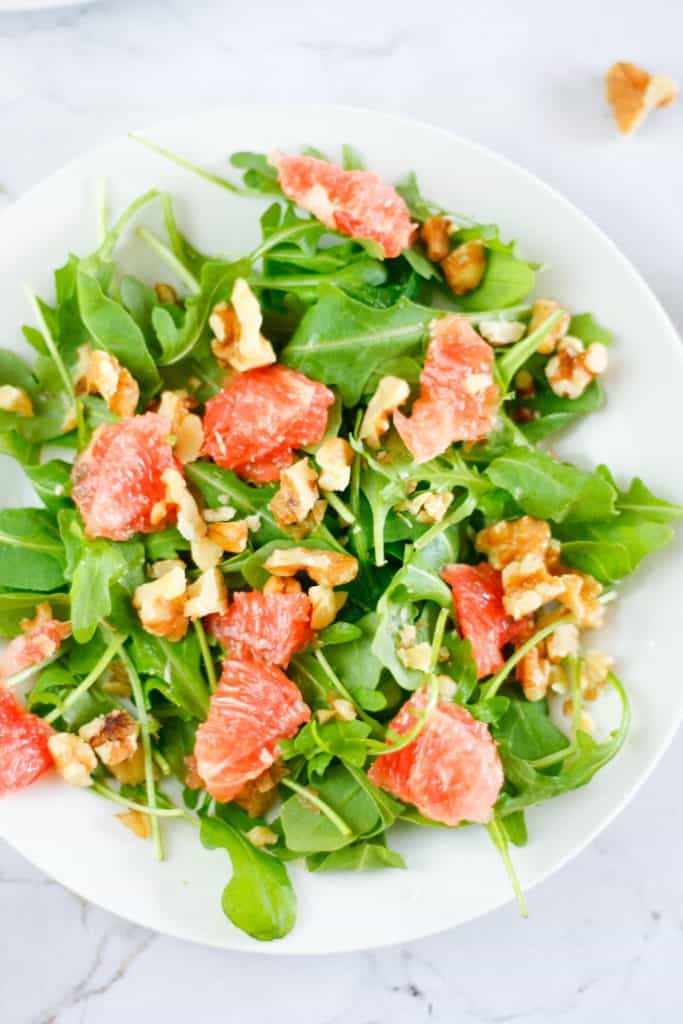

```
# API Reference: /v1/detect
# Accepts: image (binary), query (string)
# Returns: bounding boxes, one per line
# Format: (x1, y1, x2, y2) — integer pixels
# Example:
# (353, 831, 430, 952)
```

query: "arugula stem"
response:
(136, 226, 200, 294)
(3, 651, 63, 689)
(96, 178, 109, 245)
(496, 309, 565, 390)
(44, 632, 126, 725)
(430, 607, 450, 670)
(280, 776, 352, 837)
(131, 135, 245, 194)
(480, 615, 574, 700)
(91, 781, 189, 819)
(119, 645, 164, 861)
(152, 749, 172, 777)
(98, 189, 159, 261)
(24, 286, 75, 399)
(250, 221, 319, 262)
(322, 489, 356, 526)
(314, 649, 383, 737)
(486, 814, 528, 918)
(370, 673, 440, 757)
(194, 618, 217, 692)
(413, 494, 477, 552)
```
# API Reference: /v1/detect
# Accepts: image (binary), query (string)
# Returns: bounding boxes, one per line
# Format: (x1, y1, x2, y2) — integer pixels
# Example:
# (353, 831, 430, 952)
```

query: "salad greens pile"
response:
(0, 140, 681, 943)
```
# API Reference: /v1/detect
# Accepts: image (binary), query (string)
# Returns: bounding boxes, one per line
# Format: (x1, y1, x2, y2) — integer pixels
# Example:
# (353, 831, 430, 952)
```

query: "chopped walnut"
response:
(476, 516, 554, 570)
(309, 584, 348, 630)
(527, 300, 571, 355)
(316, 438, 353, 492)
(558, 571, 604, 630)
(437, 674, 457, 699)
(202, 505, 236, 523)
(0, 385, 33, 417)
(269, 458, 320, 526)
(477, 321, 526, 346)
(109, 744, 146, 784)
(263, 575, 303, 596)
(234, 762, 284, 818)
(117, 811, 152, 839)
(545, 621, 580, 664)
(359, 376, 410, 448)
(263, 547, 359, 586)
(48, 733, 97, 787)
(397, 640, 432, 672)
(149, 558, 186, 579)
(161, 468, 222, 571)
(606, 62, 677, 134)
(329, 698, 357, 722)
(545, 336, 608, 399)
(502, 552, 566, 620)
(246, 825, 278, 848)
(440, 240, 486, 296)
(133, 564, 189, 641)
(209, 278, 276, 372)
(79, 710, 139, 767)
(399, 490, 453, 525)
(420, 216, 451, 262)
(82, 349, 139, 418)
(154, 282, 178, 305)
(514, 369, 536, 399)
(581, 650, 613, 700)
(516, 643, 551, 701)
(157, 390, 203, 464)
(207, 520, 249, 553)
(185, 567, 228, 619)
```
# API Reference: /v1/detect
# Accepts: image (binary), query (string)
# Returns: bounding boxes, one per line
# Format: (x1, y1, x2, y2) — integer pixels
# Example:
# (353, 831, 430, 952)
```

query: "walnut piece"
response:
(545, 336, 608, 399)
(359, 376, 410, 448)
(269, 458, 320, 526)
(209, 278, 276, 372)
(420, 216, 451, 262)
(329, 698, 357, 722)
(477, 321, 526, 346)
(399, 490, 453, 525)
(309, 584, 348, 630)
(207, 520, 249, 553)
(316, 438, 353, 492)
(502, 552, 566, 620)
(476, 516, 554, 570)
(246, 825, 278, 848)
(397, 641, 432, 672)
(557, 571, 604, 630)
(263, 575, 303, 596)
(185, 567, 228, 619)
(0, 385, 33, 417)
(83, 348, 139, 418)
(79, 709, 139, 767)
(133, 564, 189, 641)
(440, 240, 486, 296)
(264, 547, 359, 586)
(527, 300, 571, 355)
(161, 468, 222, 571)
(109, 745, 146, 784)
(157, 390, 203, 464)
(606, 62, 677, 134)
(154, 282, 178, 305)
(48, 733, 97, 787)
(116, 811, 152, 839)
(234, 762, 284, 818)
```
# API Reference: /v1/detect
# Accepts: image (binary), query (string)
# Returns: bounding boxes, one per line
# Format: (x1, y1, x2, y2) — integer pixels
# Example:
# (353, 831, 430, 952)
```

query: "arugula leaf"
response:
(282, 285, 432, 405)
(279, 763, 382, 853)
(495, 699, 568, 761)
(77, 266, 160, 396)
(307, 840, 405, 872)
(614, 475, 683, 522)
(128, 629, 209, 720)
(486, 448, 616, 524)
(395, 172, 445, 222)
(326, 612, 384, 694)
(0, 508, 65, 591)
(518, 379, 604, 443)
(24, 460, 72, 511)
(455, 248, 535, 312)
(230, 151, 282, 195)
(152, 258, 251, 365)
(569, 313, 612, 347)
(558, 515, 675, 584)
(200, 812, 296, 941)
(341, 144, 365, 171)
(185, 462, 286, 543)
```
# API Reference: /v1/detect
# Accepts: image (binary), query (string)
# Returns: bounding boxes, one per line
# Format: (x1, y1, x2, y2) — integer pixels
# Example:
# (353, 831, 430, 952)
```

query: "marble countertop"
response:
(2, 0, 683, 1020)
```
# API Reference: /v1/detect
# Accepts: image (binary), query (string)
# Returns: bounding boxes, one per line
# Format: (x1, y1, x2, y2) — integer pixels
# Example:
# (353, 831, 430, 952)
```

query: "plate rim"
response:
(1, 102, 682, 954)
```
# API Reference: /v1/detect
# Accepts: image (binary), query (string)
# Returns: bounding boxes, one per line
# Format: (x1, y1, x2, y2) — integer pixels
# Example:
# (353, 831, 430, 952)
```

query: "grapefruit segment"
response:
(193, 657, 310, 803)
(0, 688, 54, 796)
(368, 688, 503, 825)
(441, 563, 530, 679)
(208, 591, 314, 668)
(270, 151, 416, 258)
(71, 412, 178, 540)
(394, 315, 499, 462)
(0, 606, 70, 682)
(202, 364, 334, 484)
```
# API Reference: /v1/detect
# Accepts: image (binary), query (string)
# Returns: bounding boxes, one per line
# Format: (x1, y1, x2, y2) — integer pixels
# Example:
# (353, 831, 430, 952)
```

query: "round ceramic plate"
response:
(0, 1, 94, 10)
(0, 106, 682, 954)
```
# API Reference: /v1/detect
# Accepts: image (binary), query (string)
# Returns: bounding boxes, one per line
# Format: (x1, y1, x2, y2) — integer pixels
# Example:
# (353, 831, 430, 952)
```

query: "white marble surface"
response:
(1, 0, 683, 1019)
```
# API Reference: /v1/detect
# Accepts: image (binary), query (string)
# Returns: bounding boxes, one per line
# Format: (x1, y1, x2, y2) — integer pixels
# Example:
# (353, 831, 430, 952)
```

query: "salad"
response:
(0, 140, 680, 943)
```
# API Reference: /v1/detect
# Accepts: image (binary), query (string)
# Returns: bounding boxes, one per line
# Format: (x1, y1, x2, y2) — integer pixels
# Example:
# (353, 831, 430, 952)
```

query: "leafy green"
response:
(486, 448, 616, 524)
(128, 629, 209, 720)
(279, 763, 384, 853)
(456, 248, 535, 312)
(24, 460, 72, 511)
(558, 515, 675, 584)
(307, 840, 405, 872)
(495, 699, 568, 761)
(569, 313, 612, 347)
(0, 590, 69, 638)
(282, 285, 432, 405)
(0, 508, 65, 591)
(200, 813, 296, 941)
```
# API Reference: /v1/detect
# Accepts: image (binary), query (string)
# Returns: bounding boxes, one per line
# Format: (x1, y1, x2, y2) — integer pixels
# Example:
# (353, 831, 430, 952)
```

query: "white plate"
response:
(0, 106, 682, 954)
(0, 1, 94, 10)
